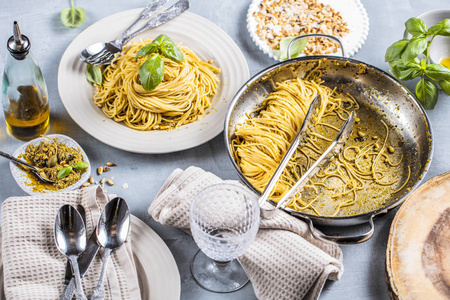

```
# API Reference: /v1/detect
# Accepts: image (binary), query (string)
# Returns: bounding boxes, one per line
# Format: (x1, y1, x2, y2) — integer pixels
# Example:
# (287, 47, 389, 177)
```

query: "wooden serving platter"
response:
(386, 171, 450, 300)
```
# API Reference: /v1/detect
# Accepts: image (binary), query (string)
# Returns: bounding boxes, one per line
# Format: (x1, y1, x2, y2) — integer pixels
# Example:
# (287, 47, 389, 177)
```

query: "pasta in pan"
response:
(93, 40, 220, 130)
(231, 76, 410, 217)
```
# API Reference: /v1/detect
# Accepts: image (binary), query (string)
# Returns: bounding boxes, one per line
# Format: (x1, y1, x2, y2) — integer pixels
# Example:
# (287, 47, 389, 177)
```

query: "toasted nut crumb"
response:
(82, 182, 90, 188)
(100, 178, 106, 184)
(372, 136, 378, 140)
(48, 152, 53, 157)
(354, 117, 361, 123)
(357, 131, 366, 138)
(388, 146, 395, 153)
(107, 179, 114, 186)
(42, 147, 48, 152)
(89, 176, 94, 184)
(106, 162, 116, 167)
(63, 164, 70, 167)
(97, 167, 103, 175)
(60, 160, 66, 165)
(103, 166, 110, 172)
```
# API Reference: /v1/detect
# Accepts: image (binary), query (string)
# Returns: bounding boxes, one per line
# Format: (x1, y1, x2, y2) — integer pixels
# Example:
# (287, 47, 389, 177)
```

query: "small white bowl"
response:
(429, 36, 450, 67)
(10, 134, 91, 195)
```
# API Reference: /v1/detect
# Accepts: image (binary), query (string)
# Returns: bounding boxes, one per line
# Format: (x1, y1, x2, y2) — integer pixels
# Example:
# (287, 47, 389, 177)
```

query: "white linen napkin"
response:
(149, 166, 344, 300)
(1, 185, 141, 300)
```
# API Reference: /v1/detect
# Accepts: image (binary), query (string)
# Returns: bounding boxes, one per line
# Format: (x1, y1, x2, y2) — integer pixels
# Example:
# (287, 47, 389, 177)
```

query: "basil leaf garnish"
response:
(152, 34, 175, 47)
(57, 166, 73, 179)
(161, 43, 184, 62)
(139, 54, 165, 92)
(279, 36, 307, 60)
(86, 64, 102, 86)
(72, 162, 90, 170)
(136, 44, 158, 60)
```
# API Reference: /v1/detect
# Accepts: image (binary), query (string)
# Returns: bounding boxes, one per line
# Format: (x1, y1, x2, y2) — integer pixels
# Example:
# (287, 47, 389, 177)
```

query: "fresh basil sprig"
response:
(136, 34, 185, 92)
(86, 64, 102, 86)
(279, 36, 307, 60)
(57, 162, 90, 179)
(385, 17, 450, 109)
(61, 0, 85, 28)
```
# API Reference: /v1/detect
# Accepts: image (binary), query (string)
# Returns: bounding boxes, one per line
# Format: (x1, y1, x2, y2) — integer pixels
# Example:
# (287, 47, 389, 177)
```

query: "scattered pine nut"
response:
(388, 146, 395, 153)
(89, 176, 94, 184)
(82, 182, 90, 188)
(107, 179, 114, 186)
(100, 178, 106, 184)
(97, 167, 103, 175)
(103, 166, 110, 172)
(106, 162, 116, 167)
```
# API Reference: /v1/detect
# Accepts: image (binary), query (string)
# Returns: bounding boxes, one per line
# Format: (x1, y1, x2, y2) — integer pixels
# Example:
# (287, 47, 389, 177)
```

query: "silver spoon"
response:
(54, 205, 88, 300)
(80, 0, 189, 66)
(91, 197, 130, 300)
(0, 150, 55, 183)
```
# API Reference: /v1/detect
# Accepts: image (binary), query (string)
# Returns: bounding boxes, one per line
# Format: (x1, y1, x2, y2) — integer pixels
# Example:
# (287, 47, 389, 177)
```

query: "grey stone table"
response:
(1, 0, 449, 299)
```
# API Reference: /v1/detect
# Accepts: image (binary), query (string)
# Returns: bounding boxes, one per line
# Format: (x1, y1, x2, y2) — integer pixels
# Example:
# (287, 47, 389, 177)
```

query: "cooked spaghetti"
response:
(93, 40, 220, 130)
(231, 77, 410, 217)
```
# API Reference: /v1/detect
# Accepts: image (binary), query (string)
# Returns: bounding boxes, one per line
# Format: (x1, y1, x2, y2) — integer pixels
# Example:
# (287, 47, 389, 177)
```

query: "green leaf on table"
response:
(405, 17, 427, 36)
(425, 63, 450, 81)
(72, 162, 90, 170)
(61, 0, 85, 27)
(415, 78, 438, 109)
(401, 37, 427, 63)
(86, 64, 102, 86)
(396, 63, 422, 81)
(57, 166, 73, 179)
(161, 43, 184, 62)
(139, 54, 165, 92)
(279, 36, 307, 60)
(136, 44, 158, 60)
(431, 19, 450, 36)
(439, 79, 450, 95)
(385, 39, 410, 62)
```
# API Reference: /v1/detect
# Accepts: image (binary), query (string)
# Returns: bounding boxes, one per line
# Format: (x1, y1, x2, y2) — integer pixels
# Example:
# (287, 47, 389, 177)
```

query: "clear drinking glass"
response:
(190, 183, 260, 293)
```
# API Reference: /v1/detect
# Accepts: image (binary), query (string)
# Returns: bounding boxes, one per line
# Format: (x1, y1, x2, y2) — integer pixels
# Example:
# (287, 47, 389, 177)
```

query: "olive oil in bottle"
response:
(2, 21, 49, 140)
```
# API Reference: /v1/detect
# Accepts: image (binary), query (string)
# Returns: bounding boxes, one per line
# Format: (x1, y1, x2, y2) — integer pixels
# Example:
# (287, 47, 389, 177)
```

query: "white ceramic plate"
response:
(247, 0, 370, 60)
(0, 215, 180, 300)
(58, 9, 249, 154)
(9, 134, 91, 195)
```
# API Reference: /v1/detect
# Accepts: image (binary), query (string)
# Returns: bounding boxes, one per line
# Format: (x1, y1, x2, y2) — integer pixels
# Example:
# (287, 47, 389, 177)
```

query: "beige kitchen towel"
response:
(149, 166, 344, 300)
(1, 185, 141, 300)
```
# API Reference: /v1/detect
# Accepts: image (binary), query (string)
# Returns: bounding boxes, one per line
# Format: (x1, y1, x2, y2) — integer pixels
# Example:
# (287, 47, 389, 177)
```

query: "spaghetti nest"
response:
(232, 77, 409, 217)
(93, 40, 221, 130)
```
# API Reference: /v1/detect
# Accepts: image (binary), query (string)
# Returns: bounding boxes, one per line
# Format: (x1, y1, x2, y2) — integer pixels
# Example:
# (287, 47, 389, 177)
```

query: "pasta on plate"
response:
(93, 40, 221, 130)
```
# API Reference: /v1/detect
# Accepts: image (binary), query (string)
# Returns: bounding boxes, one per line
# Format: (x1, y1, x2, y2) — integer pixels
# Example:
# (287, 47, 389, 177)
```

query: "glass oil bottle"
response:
(2, 21, 49, 141)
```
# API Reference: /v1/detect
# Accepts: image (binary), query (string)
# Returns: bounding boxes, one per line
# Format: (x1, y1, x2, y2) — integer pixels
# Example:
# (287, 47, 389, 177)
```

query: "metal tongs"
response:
(259, 95, 355, 219)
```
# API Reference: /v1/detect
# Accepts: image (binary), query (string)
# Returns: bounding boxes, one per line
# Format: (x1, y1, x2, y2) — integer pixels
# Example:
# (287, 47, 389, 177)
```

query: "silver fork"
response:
(80, 0, 190, 66)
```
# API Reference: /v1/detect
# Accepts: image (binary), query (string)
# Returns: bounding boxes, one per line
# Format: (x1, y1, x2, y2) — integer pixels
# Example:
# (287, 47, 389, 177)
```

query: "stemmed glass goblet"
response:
(190, 183, 260, 293)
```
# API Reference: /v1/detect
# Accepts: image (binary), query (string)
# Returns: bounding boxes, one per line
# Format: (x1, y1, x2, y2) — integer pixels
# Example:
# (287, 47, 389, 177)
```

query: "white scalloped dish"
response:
(247, 0, 370, 60)
(10, 134, 91, 195)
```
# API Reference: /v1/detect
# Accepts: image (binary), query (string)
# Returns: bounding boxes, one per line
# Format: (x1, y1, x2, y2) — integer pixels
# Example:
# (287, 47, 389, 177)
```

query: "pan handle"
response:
(304, 215, 375, 245)
(287, 33, 346, 59)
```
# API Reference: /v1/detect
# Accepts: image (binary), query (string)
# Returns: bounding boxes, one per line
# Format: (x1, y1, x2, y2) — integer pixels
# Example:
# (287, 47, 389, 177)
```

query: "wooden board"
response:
(386, 171, 450, 300)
